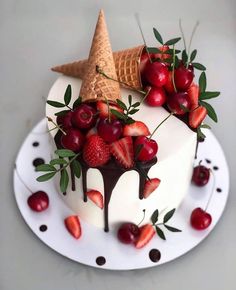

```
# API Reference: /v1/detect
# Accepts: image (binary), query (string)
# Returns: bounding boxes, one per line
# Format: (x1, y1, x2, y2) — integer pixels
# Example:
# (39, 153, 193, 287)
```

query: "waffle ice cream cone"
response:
(52, 45, 144, 90)
(78, 10, 120, 103)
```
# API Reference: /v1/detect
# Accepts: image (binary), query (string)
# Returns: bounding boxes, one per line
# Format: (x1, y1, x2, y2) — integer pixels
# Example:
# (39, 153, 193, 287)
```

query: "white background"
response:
(0, 0, 236, 289)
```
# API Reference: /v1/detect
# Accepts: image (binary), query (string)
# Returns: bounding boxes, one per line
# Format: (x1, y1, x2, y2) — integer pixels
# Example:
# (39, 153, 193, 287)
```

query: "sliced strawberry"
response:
(86, 190, 104, 209)
(86, 127, 97, 139)
(64, 215, 81, 239)
(123, 121, 150, 137)
(189, 106, 207, 129)
(135, 224, 155, 249)
(188, 82, 199, 110)
(96, 101, 124, 119)
(143, 178, 161, 199)
(110, 136, 134, 169)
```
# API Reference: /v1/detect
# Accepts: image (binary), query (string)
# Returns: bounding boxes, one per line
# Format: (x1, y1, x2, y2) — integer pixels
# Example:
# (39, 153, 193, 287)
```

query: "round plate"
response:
(14, 119, 229, 270)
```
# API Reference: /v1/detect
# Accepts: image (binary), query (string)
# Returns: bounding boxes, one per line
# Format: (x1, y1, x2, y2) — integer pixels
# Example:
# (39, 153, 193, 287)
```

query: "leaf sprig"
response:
(36, 149, 81, 193)
(151, 208, 181, 240)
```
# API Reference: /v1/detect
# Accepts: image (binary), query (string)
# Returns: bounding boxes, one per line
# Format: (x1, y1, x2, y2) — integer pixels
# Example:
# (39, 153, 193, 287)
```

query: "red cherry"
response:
(97, 118, 123, 143)
(174, 66, 194, 91)
(134, 136, 158, 162)
(192, 165, 210, 186)
(72, 104, 97, 129)
(27, 191, 49, 212)
(143, 62, 168, 87)
(164, 70, 175, 94)
(144, 86, 166, 107)
(117, 222, 140, 244)
(61, 128, 85, 152)
(167, 92, 191, 115)
(190, 207, 212, 230)
(56, 111, 73, 129)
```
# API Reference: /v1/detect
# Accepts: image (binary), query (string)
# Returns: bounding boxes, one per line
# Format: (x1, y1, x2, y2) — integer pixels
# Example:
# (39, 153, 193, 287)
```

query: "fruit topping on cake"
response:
(143, 178, 161, 199)
(64, 215, 82, 239)
(86, 190, 104, 209)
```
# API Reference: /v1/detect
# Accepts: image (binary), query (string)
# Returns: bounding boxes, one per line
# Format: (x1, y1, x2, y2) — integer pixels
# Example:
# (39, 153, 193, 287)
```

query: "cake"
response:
(36, 10, 220, 246)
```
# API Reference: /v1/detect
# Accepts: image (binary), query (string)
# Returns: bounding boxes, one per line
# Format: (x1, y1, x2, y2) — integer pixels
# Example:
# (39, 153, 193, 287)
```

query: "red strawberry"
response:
(110, 136, 134, 168)
(164, 70, 175, 94)
(86, 190, 104, 209)
(188, 82, 199, 110)
(96, 101, 124, 119)
(123, 121, 150, 137)
(64, 215, 81, 239)
(83, 135, 110, 167)
(86, 127, 97, 139)
(189, 106, 207, 128)
(143, 178, 161, 199)
(135, 224, 155, 249)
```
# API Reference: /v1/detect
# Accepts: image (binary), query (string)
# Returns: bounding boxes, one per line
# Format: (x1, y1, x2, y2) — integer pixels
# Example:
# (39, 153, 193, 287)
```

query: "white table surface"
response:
(1, 0, 236, 289)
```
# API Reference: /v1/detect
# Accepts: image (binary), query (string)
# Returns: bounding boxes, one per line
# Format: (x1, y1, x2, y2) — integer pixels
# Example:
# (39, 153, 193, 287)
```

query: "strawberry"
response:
(64, 215, 81, 239)
(189, 106, 207, 128)
(83, 135, 110, 167)
(86, 127, 97, 139)
(164, 70, 175, 94)
(188, 82, 199, 110)
(123, 121, 150, 137)
(143, 178, 161, 199)
(135, 224, 155, 249)
(86, 190, 104, 209)
(96, 101, 124, 119)
(110, 136, 134, 168)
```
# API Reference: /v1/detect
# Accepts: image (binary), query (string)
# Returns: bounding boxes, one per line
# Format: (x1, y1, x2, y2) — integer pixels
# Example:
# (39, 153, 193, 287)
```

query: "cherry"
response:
(190, 207, 212, 230)
(117, 222, 140, 244)
(144, 86, 166, 107)
(164, 70, 175, 94)
(27, 191, 49, 212)
(72, 104, 97, 129)
(61, 128, 85, 152)
(134, 136, 158, 162)
(56, 111, 73, 130)
(174, 65, 194, 91)
(143, 62, 168, 87)
(167, 92, 191, 115)
(192, 165, 210, 186)
(97, 118, 123, 143)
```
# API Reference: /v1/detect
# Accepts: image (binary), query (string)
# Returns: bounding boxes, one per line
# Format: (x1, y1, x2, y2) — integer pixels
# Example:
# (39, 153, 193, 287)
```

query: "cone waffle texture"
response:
(79, 10, 120, 103)
(52, 45, 144, 90)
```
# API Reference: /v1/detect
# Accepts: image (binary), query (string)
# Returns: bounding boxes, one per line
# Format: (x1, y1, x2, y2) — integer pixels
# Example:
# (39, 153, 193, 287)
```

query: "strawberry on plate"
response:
(123, 121, 150, 137)
(97, 101, 124, 119)
(110, 136, 134, 169)
(135, 224, 155, 249)
(143, 178, 161, 199)
(83, 135, 110, 167)
(86, 190, 104, 209)
(64, 215, 82, 239)
(189, 106, 207, 128)
(187, 82, 199, 110)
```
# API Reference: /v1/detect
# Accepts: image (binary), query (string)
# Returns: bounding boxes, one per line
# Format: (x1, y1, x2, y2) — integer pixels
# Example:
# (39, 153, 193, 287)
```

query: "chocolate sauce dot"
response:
(33, 158, 45, 167)
(62, 192, 67, 196)
(149, 249, 161, 263)
(39, 225, 47, 232)
(213, 166, 219, 171)
(216, 188, 222, 193)
(32, 141, 39, 147)
(96, 256, 106, 266)
(205, 159, 211, 164)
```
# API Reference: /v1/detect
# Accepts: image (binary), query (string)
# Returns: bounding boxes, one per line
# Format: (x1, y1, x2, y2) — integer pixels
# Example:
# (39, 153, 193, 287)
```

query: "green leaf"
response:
(199, 72, 207, 93)
(153, 28, 163, 44)
(192, 62, 206, 71)
(37, 172, 56, 182)
(174, 56, 180, 68)
(73, 96, 82, 109)
(164, 224, 182, 232)
(163, 208, 176, 224)
(190, 49, 197, 62)
(128, 94, 132, 106)
(163, 58, 173, 64)
(126, 118, 135, 124)
(50, 158, 67, 165)
(35, 164, 56, 172)
(200, 124, 211, 129)
(129, 108, 139, 115)
(155, 225, 166, 240)
(60, 169, 69, 193)
(165, 37, 181, 46)
(165, 49, 181, 54)
(55, 149, 75, 158)
(47, 100, 65, 108)
(199, 91, 220, 100)
(179, 104, 190, 113)
(151, 209, 159, 224)
(197, 127, 206, 140)
(110, 109, 126, 120)
(55, 110, 71, 117)
(182, 49, 188, 65)
(71, 160, 81, 179)
(116, 99, 127, 110)
(146, 47, 161, 54)
(131, 102, 141, 108)
(64, 84, 72, 105)
(199, 101, 218, 122)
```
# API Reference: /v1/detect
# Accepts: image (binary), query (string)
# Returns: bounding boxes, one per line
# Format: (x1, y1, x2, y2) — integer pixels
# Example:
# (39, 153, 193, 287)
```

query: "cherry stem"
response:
(135, 13, 152, 63)
(138, 209, 146, 226)
(47, 116, 66, 135)
(54, 152, 80, 174)
(205, 169, 215, 211)
(104, 97, 111, 123)
(179, 19, 187, 55)
(66, 104, 73, 111)
(14, 164, 33, 194)
(96, 66, 146, 95)
(187, 21, 199, 68)
(148, 112, 174, 140)
(140, 87, 151, 104)
(171, 45, 177, 93)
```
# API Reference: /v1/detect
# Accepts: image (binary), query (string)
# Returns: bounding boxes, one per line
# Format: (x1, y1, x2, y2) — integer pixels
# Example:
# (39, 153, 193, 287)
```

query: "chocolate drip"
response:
(81, 165, 88, 202)
(69, 159, 76, 191)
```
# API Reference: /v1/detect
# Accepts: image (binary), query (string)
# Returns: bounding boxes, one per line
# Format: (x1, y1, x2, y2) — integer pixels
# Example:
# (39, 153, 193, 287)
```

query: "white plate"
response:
(14, 119, 229, 270)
